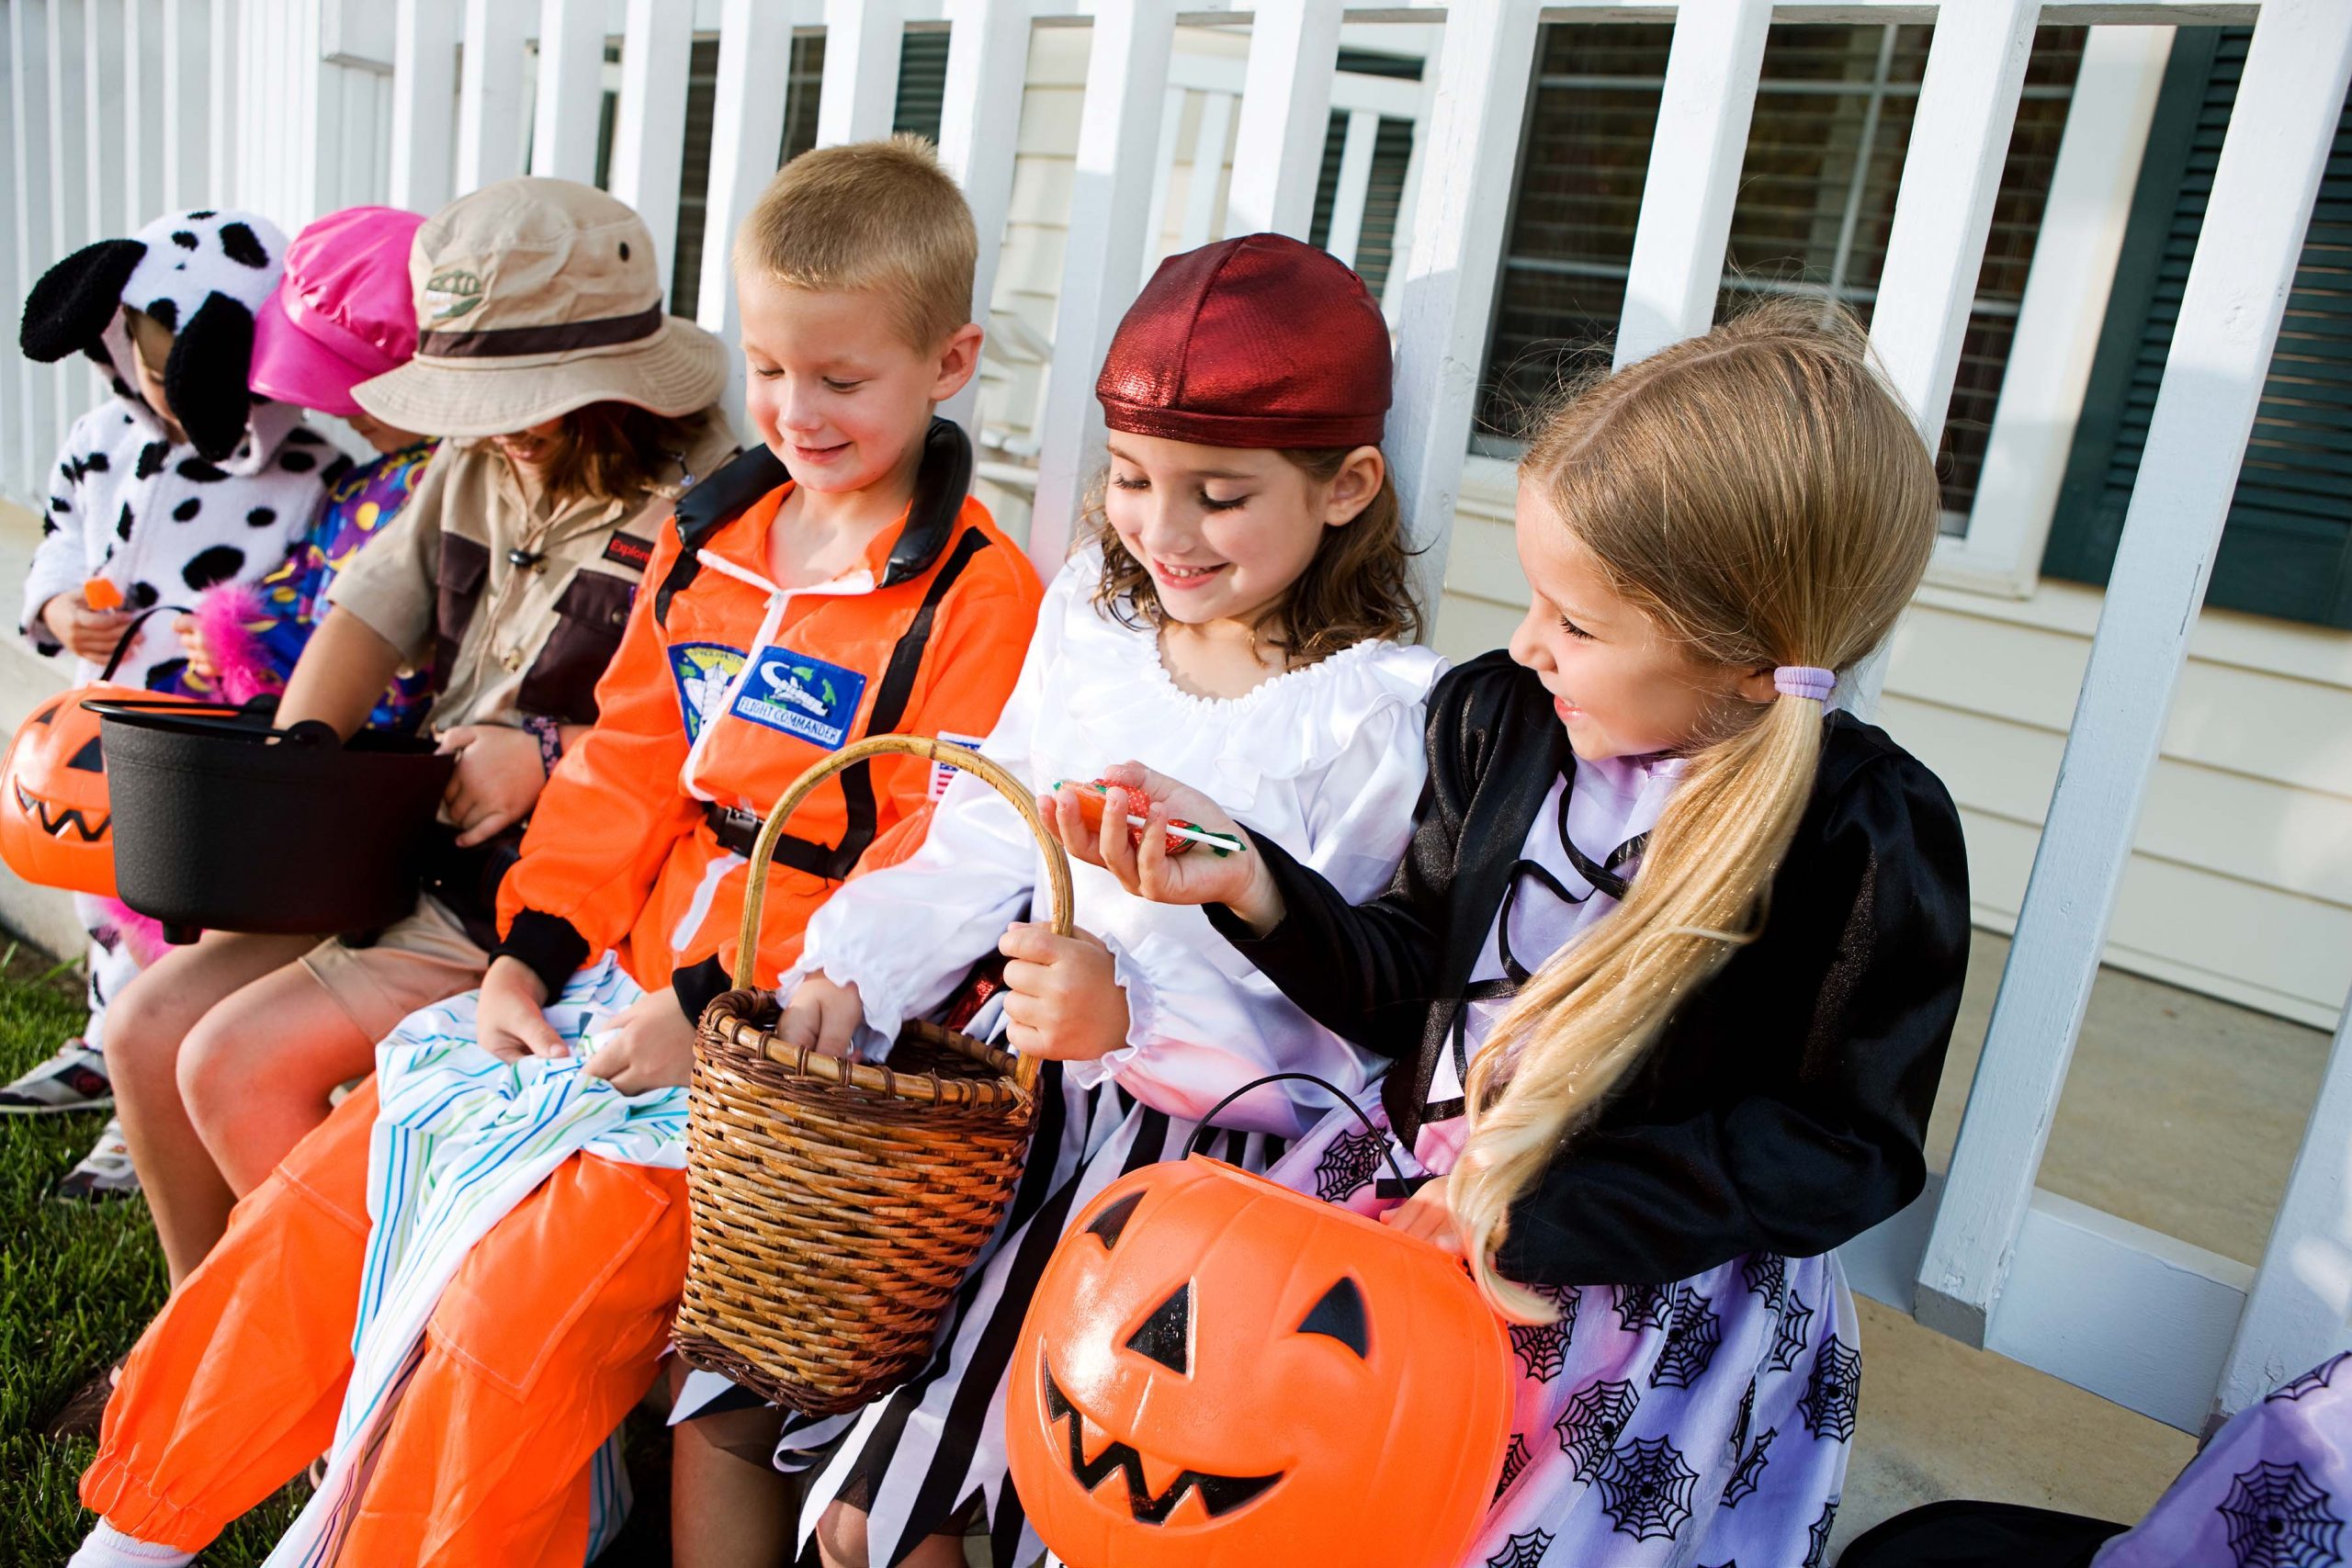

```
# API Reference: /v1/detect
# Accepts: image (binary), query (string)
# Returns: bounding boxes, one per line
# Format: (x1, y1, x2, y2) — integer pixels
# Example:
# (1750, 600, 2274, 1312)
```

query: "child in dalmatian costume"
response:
(6, 209, 338, 1196)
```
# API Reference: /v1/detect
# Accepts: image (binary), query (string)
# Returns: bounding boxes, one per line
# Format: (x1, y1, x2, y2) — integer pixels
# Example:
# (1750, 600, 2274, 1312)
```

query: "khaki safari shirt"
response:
(328, 411, 739, 731)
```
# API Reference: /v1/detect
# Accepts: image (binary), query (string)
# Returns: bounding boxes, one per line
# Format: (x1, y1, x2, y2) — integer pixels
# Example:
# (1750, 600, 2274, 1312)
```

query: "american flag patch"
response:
(932, 732, 989, 799)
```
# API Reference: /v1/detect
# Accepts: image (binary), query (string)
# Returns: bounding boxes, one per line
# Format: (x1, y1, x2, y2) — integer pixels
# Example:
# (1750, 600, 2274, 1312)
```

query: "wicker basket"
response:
(673, 734, 1070, 1415)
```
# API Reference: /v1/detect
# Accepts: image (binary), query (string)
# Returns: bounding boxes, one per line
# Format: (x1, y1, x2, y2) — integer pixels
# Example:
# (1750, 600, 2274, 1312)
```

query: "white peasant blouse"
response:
(792, 546, 1445, 1136)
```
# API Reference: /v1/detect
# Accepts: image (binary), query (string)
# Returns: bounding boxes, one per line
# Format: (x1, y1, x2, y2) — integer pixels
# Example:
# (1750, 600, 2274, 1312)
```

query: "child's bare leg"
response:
(672, 1406, 795, 1568)
(104, 931, 320, 1283)
(178, 964, 380, 1195)
(813, 1502, 970, 1568)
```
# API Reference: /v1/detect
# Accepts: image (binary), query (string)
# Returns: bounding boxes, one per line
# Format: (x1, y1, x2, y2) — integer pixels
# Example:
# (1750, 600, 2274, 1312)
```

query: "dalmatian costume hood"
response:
(17, 208, 338, 686)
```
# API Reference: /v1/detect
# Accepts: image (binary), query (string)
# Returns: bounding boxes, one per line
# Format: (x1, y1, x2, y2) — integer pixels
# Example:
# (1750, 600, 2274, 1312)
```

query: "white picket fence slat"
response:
(1386, 0, 1543, 616)
(1611, 0, 1769, 370)
(529, 0, 605, 183)
(389, 0, 456, 212)
(1224, 0, 1340, 241)
(817, 0, 908, 150)
(933, 0, 1030, 432)
(454, 0, 525, 196)
(607, 0, 692, 303)
(2, 0, 2347, 1439)
(1917, 0, 2352, 1347)
(1026, 0, 1179, 571)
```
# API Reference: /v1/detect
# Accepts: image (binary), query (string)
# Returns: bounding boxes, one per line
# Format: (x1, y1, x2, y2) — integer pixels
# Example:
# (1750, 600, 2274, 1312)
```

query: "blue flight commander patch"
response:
(729, 645, 869, 750)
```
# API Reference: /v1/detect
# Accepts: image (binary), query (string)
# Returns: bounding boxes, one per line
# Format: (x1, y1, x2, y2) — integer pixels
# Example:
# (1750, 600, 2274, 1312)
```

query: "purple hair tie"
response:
(1774, 665, 1837, 703)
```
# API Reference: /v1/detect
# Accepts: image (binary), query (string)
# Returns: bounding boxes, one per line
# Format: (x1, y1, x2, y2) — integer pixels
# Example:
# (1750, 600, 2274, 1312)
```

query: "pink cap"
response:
(248, 205, 427, 418)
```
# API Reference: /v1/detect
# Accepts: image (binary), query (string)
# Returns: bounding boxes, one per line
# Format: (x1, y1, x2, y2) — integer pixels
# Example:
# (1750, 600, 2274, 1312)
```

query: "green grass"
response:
(0, 949, 307, 1565)
(0, 950, 679, 1567)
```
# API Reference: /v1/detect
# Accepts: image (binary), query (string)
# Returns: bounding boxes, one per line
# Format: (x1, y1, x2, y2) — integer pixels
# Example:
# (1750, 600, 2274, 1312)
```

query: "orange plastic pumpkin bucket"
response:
(1006, 1151, 1515, 1567)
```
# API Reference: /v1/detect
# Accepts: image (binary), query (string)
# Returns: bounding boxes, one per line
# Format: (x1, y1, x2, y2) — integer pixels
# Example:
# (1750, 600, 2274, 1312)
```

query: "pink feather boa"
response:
(92, 896, 172, 967)
(187, 580, 286, 705)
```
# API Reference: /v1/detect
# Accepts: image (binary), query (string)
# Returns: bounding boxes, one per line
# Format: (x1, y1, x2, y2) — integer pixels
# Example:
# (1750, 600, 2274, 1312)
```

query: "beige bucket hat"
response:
(353, 176, 725, 436)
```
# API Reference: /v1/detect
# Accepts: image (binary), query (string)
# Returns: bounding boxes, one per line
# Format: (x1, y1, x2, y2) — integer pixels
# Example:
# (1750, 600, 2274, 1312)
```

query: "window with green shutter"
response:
(1477, 22, 2083, 526)
(2043, 28, 2352, 629)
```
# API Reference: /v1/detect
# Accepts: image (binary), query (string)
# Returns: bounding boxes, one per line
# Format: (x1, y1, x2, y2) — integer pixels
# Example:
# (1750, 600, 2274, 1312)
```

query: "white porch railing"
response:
(3, 0, 2349, 1438)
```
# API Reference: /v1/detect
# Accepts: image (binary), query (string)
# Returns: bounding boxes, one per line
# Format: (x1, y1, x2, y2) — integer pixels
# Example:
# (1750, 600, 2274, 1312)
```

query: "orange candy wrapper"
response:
(1051, 779, 1243, 859)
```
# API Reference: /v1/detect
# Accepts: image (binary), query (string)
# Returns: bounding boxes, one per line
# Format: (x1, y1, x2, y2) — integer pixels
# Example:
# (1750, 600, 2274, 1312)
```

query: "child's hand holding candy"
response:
(1043, 761, 1287, 934)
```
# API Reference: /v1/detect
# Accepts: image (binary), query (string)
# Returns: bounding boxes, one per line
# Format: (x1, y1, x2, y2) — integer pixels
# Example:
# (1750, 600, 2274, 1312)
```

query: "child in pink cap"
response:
(168, 205, 435, 731)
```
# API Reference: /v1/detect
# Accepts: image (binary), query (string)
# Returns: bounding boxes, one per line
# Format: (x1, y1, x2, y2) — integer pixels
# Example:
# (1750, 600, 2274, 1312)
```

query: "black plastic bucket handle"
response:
(1184, 1070, 1412, 1192)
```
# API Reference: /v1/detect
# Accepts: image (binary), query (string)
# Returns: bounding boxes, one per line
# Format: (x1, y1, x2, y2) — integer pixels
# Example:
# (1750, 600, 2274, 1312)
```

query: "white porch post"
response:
(530, 0, 608, 184)
(934, 0, 1030, 432)
(1224, 0, 1340, 242)
(456, 0, 528, 195)
(1027, 0, 1180, 575)
(816, 0, 908, 149)
(2214, 987, 2352, 1421)
(696, 0, 805, 435)
(1844, 0, 2036, 717)
(1915, 0, 2352, 1348)
(609, 0, 695, 298)
(1387, 0, 1543, 621)
(390, 0, 458, 213)
(1611, 0, 1768, 370)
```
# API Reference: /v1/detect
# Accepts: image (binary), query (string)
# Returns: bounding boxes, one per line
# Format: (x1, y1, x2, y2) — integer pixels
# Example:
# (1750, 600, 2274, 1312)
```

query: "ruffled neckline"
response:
(1052, 554, 1443, 807)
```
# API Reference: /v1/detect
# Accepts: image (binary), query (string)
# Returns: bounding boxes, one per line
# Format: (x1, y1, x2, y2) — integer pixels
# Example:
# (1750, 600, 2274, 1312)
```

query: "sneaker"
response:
(55, 1117, 140, 1201)
(41, 1362, 122, 1440)
(0, 1039, 114, 1113)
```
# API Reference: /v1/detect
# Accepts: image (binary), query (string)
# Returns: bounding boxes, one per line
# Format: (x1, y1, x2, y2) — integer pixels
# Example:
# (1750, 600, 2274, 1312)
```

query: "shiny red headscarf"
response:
(1094, 233, 1391, 450)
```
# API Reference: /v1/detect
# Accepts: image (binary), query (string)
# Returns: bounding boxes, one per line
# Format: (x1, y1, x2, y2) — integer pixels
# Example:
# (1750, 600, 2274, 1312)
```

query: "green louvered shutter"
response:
(2044, 28, 2352, 628)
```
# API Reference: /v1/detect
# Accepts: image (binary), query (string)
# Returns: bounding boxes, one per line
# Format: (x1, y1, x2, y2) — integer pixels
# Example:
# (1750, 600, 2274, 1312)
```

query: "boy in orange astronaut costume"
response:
(73, 138, 1042, 1568)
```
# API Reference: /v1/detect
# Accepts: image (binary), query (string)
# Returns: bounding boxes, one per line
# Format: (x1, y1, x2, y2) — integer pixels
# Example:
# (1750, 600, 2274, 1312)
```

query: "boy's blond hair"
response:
(733, 134, 978, 352)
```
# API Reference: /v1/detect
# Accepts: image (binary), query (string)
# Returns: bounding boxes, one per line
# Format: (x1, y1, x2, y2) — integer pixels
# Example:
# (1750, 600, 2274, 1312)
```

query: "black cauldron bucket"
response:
(87, 700, 456, 942)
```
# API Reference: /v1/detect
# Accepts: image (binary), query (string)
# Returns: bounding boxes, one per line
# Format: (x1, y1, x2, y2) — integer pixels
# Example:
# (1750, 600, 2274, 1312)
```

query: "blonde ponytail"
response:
(1457, 299, 1941, 1321)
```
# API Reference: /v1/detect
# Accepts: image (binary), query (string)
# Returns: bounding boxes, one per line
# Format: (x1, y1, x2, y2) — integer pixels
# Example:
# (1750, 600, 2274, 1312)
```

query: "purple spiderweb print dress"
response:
(1264, 751, 1856, 1568)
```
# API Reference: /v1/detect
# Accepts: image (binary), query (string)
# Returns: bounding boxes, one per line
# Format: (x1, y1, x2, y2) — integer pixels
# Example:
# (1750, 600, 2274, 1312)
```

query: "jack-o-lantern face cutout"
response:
(1008, 1156, 1514, 1568)
(0, 683, 148, 896)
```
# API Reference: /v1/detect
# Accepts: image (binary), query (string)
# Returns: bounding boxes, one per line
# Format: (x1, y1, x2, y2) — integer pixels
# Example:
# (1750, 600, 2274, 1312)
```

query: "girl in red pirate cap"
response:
(668, 234, 1443, 1568)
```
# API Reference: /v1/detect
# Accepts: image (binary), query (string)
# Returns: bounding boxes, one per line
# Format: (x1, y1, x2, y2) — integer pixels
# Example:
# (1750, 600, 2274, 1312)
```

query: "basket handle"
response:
(729, 734, 1077, 1081)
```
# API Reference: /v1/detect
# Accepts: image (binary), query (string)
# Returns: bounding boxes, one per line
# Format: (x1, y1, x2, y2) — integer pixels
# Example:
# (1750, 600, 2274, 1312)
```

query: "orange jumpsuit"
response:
(83, 432, 1043, 1564)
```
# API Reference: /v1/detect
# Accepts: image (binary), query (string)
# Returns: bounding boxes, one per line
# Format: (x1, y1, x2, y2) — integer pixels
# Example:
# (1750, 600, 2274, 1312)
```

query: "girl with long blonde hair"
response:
(1057, 299, 1973, 1565)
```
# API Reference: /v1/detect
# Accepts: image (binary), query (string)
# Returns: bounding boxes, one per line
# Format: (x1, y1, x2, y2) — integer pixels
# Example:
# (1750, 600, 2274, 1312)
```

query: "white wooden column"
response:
(610, 0, 695, 296)
(1916, 0, 2352, 1348)
(1844, 0, 2034, 718)
(390, 0, 458, 213)
(935, 0, 1031, 431)
(1, 0, 33, 505)
(49, 0, 91, 255)
(84, 0, 126, 239)
(1941, 25, 2174, 595)
(1027, 0, 1180, 573)
(1224, 0, 1340, 240)
(1177, 88, 1233, 253)
(159, 0, 209, 209)
(2217, 987, 2352, 1420)
(205, 0, 235, 206)
(1387, 0, 1543, 616)
(1140, 87, 1183, 271)
(1611, 0, 1768, 368)
(697, 0, 802, 434)
(1323, 107, 1380, 268)
(1870, 0, 2037, 456)
(123, 0, 164, 230)
(531, 0, 609, 183)
(817, 0, 907, 149)
(456, 0, 528, 195)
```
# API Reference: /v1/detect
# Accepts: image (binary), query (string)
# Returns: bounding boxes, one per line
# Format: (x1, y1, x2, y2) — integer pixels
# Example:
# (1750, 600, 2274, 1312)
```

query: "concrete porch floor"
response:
(1834, 930, 2334, 1555)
